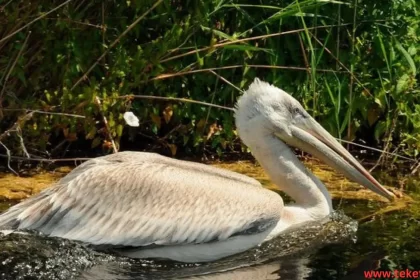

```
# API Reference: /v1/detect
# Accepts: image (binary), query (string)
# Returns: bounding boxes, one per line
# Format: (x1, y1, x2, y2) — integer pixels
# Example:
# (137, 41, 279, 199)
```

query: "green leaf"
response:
(396, 74, 410, 94)
(374, 121, 387, 141)
(395, 40, 417, 75)
(201, 26, 236, 41)
(116, 124, 124, 137)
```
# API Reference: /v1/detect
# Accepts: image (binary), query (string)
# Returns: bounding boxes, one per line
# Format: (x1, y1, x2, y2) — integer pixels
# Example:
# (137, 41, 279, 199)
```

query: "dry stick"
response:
(15, 126, 30, 158)
(250, 65, 345, 73)
(0, 112, 33, 142)
(411, 161, 420, 175)
(0, 0, 14, 12)
(93, 97, 118, 153)
(208, 70, 243, 93)
(0, 154, 91, 162)
(0, 31, 31, 100)
(337, 139, 415, 162)
(160, 30, 198, 61)
(298, 33, 311, 76)
(2, 109, 86, 118)
(0, 141, 18, 175)
(111, 95, 235, 112)
(309, 32, 372, 96)
(45, 17, 104, 29)
(71, 0, 164, 91)
(0, 0, 72, 44)
(151, 65, 344, 81)
(160, 24, 351, 64)
(0, 112, 33, 174)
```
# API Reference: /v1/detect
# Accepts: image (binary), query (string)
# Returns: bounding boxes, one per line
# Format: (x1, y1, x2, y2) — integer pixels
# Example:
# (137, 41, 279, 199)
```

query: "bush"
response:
(0, 0, 418, 161)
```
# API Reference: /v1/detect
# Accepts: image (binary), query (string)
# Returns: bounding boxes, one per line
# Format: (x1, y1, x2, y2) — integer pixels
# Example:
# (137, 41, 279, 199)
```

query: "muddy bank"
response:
(0, 158, 412, 217)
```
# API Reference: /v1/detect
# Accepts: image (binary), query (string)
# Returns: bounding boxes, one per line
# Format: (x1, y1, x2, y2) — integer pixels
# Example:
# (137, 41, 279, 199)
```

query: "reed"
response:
(0, 0, 418, 167)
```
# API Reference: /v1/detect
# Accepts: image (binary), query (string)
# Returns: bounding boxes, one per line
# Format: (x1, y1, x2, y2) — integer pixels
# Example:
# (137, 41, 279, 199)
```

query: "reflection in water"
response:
(82, 257, 312, 280)
(0, 211, 356, 280)
(79, 212, 356, 280)
(341, 250, 387, 280)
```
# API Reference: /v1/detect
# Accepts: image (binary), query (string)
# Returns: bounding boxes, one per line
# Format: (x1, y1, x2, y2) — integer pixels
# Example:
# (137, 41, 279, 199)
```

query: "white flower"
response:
(123, 111, 139, 127)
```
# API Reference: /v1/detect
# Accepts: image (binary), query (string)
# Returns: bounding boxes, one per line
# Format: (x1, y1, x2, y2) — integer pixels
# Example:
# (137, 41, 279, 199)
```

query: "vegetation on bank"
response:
(0, 0, 419, 166)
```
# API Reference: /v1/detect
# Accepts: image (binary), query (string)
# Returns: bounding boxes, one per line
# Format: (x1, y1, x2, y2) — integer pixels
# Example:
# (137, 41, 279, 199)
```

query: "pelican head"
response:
(235, 78, 395, 201)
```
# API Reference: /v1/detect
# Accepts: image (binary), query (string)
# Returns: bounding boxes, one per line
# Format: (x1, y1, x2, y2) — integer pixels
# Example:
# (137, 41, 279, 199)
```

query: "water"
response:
(0, 160, 418, 279)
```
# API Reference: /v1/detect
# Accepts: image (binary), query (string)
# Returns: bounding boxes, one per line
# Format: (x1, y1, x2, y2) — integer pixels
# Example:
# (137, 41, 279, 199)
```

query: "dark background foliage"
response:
(0, 0, 418, 162)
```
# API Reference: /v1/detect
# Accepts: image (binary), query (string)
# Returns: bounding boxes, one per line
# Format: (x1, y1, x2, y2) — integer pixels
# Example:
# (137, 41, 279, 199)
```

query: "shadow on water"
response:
(0, 162, 419, 279)
(78, 212, 357, 280)
(0, 212, 357, 280)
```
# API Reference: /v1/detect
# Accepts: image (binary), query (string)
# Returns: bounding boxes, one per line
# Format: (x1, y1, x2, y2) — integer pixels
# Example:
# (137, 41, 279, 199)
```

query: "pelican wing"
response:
(0, 152, 282, 247)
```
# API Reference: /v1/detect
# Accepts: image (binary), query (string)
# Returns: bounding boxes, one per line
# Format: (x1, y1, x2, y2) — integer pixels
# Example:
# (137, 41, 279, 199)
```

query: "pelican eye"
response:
(290, 106, 301, 115)
(290, 106, 309, 119)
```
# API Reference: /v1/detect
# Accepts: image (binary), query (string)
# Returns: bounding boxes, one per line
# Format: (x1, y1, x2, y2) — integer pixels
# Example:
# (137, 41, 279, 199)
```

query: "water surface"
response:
(0, 160, 418, 279)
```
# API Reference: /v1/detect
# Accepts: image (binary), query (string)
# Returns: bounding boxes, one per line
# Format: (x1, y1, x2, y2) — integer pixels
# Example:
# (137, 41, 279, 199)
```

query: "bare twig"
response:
(0, 0, 72, 44)
(298, 33, 311, 75)
(2, 109, 86, 118)
(16, 126, 30, 158)
(151, 64, 345, 81)
(111, 95, 235, 111)
(411, 161, 420, 175)
(44, 17, 105, 29)
(71, 0, 164, 90)
(93, 97, 118, 153)
(208, 70, 242, 93)
(0, 0, 14, 12)
(0, 31, 31, 100)
(0, 141, 18, 175)
(0, 154, 91, 162)
(337, 138, 415, 162)
(0, 112, 33, 142)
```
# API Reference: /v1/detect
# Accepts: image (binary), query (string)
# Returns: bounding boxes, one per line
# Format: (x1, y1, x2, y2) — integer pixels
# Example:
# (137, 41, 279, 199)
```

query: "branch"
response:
(0, 0, 72, 44)
(0, 112, 33, 142)
(111, 95, 234, 112)
(2, 108, 86, 118)
(0, 154, 91, 162)
(0, 141, 18, 175)
(151, 64, 345, 81)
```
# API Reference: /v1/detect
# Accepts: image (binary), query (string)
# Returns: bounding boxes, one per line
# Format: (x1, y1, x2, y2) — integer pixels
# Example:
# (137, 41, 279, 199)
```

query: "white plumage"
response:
(0, 78, 393, 262)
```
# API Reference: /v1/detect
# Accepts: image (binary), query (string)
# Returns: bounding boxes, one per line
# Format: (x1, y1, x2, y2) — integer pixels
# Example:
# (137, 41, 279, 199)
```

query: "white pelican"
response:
(0, 78, 394, 263)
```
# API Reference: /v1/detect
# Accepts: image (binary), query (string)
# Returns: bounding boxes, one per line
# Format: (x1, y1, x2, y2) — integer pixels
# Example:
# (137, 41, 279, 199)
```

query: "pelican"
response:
(0, 78, 394, 263)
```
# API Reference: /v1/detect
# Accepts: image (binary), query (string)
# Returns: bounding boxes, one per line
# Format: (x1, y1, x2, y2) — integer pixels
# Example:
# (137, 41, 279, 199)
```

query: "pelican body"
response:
(0, 79, 394, 262)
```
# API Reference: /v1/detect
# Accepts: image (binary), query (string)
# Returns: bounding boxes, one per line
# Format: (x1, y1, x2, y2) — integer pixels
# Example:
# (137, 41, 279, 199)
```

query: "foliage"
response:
(0, 0, 419, 160)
